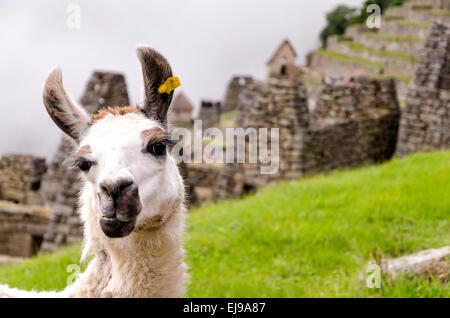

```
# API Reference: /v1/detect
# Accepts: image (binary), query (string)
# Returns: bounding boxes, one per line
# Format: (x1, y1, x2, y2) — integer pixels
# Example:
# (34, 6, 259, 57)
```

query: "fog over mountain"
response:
(0, 0, 362, 158)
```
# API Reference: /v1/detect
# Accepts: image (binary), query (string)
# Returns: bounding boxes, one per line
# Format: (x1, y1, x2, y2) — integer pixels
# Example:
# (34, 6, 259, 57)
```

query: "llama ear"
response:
(136, 45, 174, 128)
(43, 68, 90, 143)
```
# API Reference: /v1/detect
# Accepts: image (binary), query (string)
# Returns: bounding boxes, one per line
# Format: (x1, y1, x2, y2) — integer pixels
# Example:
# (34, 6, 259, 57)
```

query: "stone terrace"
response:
(308, 0, 450, 100)
(396, 22, 450, 155)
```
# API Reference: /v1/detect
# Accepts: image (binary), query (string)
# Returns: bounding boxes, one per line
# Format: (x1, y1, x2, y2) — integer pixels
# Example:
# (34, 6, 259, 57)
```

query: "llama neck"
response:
(105, 211, 186, 297)
(80, 184, 186, 297)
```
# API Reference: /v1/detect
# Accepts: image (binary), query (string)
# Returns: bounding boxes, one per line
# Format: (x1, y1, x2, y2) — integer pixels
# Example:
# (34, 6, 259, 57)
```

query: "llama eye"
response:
(75, 160, 93, 172)
(147, 141, 167, 156)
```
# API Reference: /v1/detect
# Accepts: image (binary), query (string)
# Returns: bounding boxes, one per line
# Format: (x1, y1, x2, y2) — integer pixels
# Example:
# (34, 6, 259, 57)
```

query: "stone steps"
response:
(308, 50, 381, 79)
(385, 4, 450, 25)
(382, 19, 431, 38)
(326, 38, 417, 79)
(353, 32, 425, 56)
(310, 0, 450, 102)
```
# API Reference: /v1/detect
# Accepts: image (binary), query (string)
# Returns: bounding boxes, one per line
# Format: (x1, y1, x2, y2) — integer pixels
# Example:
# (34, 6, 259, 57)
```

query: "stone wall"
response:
(396, 22, 450, 156)
(413, 22, 450, 90)
(223, 76, 254, 112)
(212, 77, 400, 200)
(385, 1, 450, 25)
(325, 37, 418, 79)
(351, 33, 425, 56)
(0, 155, 47, 205)
(40, 72, 130, 251)
(213, 79, 309, 200)
(307, 52, 379, 79)
(186, 163, 223, 188)
(0, 201, 52, 257)
(184, 163, 223, 203)
(198, 102, 222, 128)
(302, 78, 400, 175)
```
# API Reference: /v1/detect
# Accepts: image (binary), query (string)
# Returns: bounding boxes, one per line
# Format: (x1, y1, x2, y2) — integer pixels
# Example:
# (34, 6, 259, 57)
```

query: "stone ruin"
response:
(169, 91, 194, 127)
(307, 0, 450, 100)
(213, 20, 450, 200)
(223, 75, 254, 112)
(39, 72, 130, 251)
(303, 78, 400, 176)
(396, 22, 450, 156)
(212, 77, 400, 200)
(198, 100, 222, 128)
(0, 154, 47, 205)
(0, 201, 52, 257)
(0, 18, 448, 256)
(0, 151, 50, 257)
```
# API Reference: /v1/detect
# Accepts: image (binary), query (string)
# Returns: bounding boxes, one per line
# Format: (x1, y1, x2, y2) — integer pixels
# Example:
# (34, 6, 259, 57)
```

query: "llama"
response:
(0, 46, 187, 297)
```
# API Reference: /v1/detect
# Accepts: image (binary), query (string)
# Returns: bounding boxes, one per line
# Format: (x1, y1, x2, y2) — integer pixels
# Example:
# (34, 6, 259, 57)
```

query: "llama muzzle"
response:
(98, 179, 142, 237)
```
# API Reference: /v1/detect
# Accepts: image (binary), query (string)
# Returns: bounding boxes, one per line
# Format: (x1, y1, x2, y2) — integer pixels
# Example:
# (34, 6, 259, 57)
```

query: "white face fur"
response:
(42, 46, 184, 238)
(78, 113, 183, 236)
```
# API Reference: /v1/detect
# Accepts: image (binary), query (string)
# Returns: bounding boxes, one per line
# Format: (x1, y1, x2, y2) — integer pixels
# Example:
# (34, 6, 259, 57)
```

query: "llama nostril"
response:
(100, 179, 135, 202)
(101, 185, 110, 197)
(118, 180, 133, 193)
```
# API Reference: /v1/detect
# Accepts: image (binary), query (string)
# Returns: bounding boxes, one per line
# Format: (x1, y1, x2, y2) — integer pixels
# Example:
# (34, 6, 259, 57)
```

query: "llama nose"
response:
(100, 179, 134, 204)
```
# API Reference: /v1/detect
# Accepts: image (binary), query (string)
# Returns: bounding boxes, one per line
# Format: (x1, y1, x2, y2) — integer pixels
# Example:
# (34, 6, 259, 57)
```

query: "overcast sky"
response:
(0, 0, 363, 158)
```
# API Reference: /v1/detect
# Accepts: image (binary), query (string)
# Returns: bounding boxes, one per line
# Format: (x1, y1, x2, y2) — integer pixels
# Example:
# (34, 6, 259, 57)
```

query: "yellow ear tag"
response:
(158, 76, 181, 94)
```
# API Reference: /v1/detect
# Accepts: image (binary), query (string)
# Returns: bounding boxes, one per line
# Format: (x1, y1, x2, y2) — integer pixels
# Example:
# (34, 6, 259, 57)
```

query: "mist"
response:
(0, 0, 363, 158)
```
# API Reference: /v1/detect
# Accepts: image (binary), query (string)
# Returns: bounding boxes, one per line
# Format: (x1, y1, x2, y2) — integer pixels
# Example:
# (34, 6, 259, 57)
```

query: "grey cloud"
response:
(0, 0, 363, 158)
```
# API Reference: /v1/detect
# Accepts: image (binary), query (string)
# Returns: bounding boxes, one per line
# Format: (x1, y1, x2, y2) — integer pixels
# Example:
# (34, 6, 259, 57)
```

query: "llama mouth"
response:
(99, 216, 136, 238)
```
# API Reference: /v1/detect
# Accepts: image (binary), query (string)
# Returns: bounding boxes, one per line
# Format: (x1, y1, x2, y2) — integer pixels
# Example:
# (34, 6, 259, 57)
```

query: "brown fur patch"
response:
(91, 106, 142, 123)
(74, 145, 92, 158)
(141, 127, 168, 149)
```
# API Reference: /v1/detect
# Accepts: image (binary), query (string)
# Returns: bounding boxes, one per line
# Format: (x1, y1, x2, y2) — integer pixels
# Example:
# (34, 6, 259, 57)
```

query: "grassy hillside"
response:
(0, 152, 449, 297)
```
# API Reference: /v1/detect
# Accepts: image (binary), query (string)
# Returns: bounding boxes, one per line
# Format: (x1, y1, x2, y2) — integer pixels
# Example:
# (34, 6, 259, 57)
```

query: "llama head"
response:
(43, 46, 184, 238)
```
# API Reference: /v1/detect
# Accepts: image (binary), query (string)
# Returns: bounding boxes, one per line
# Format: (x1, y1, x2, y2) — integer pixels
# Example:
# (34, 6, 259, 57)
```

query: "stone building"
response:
(396, 22, 450, 156)
(0, 154, 47, 205)
(213, 77, 400, 200)
(0, 201, 52, 257)
(168, 91, 193, 127)
(39, 71, 130, 251)
(198, 100, 222, 129)
(266, 39, 297, 79)
(223, 75, 254, 112)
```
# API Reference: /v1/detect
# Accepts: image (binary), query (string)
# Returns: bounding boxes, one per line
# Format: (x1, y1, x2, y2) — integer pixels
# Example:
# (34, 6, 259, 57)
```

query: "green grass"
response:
(0, 245, 85, 291)
(317, 49, 384, 69)
(1, 152, 449, 297)
(340, 41, 419, 63)
(362, 32, 425, 43)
